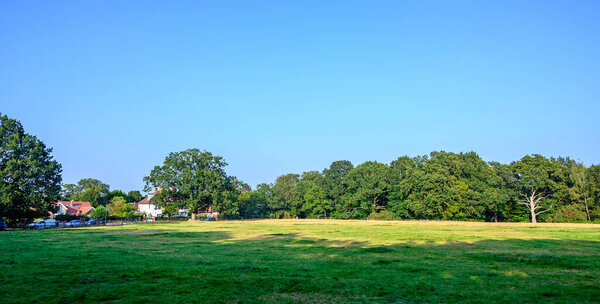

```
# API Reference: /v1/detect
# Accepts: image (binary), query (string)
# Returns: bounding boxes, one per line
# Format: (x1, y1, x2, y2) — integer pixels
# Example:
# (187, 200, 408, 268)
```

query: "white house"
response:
(136, 194, 163, 217)
(135, 193, 189, 217)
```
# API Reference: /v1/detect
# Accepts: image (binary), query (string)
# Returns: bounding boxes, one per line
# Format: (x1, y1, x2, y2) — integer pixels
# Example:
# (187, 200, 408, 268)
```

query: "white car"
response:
(28, 219, 58, 229)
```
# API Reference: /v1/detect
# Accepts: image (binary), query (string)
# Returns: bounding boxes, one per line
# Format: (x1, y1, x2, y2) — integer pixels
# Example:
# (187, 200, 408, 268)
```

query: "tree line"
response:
(146, 149, 600, 223)
(2, 112, 599, 226)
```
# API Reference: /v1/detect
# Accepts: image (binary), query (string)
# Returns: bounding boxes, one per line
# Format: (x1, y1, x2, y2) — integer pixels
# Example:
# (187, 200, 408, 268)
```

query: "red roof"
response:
(137, 195, 153, 204)
(57, 201, 94, 215)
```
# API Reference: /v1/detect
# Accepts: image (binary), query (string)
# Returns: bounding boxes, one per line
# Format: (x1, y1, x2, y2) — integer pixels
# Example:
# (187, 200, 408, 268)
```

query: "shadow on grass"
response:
(1, 229, 600, 304)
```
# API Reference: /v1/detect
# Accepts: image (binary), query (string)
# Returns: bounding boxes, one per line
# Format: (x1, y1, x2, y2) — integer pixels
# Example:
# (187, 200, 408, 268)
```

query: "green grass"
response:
(1, 220, 600, 303)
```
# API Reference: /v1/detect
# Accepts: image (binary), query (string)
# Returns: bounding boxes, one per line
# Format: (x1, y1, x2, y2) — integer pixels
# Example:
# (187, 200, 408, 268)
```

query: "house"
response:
(135, 190, 215, 218)
(199, 206, 219, 219)
(136, 194, 163, 217)
(54, 201, 95, 217)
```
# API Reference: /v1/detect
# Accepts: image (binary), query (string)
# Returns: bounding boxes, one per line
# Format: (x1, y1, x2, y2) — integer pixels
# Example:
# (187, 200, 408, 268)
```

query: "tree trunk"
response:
(518, 189, 548, 224)
(191, 213, 197, 221)
(584, 198, 591, 221)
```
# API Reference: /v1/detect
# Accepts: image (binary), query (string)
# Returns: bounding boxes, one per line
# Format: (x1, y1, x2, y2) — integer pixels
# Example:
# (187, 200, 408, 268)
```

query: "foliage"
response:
(127, 190, 143, 202)
(269, 174, 301, 217)
(54, 213, 74, 221)
(90, 206, 108, 219)
(61, 178, 110, 207)
(550, 205, 588, 223)
(106, 196, 134, 218)
(0, 113, 62, 226)
(367, 210, 398, 220)
(343, 161, 391, 219)
(55, 148, 600, 224)
(143, 149, 235, 219)
(162, 202, 180, 216)
(239, 152, 600, 223)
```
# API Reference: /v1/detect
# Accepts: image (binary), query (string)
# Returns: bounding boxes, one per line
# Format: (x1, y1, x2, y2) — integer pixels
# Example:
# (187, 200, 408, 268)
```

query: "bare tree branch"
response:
(535, 209, 550, 216)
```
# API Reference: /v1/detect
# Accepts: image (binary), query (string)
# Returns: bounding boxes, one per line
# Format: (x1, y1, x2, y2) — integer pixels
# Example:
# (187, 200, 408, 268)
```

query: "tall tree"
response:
(60, 183, 78, 200)
(270, 173, 301, 218)
(585, 165, 600, 220)
(511, 155, 562, 223)
(302, 184, 333, 218)
(239, 183, 271, 219)
(106, 196, 133, 217)
(212, 176, 248, 219)
(62, 178, 110, 206)
(343, 161, 391, 219)
(571, 162, 592, 221)
(485, 162, 518, 222)
(127, 190, 143, 202)
(322, 161, 353, 201)
(143, 149, 231, 220)
(0, 114, 62, 226)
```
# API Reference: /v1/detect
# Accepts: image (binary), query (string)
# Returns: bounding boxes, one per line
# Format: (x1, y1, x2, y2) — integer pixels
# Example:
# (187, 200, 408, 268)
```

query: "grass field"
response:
(1, 220, 600, 303)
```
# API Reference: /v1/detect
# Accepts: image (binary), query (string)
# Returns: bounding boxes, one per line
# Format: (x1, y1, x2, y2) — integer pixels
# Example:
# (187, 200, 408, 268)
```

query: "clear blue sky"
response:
(1, 1, 599, 193)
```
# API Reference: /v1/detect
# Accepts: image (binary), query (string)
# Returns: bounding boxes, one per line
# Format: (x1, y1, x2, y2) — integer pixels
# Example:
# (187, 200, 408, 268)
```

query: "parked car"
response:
(0, 221, 7, 230)
(86, 219, 98, 226)
(28, 219, 58, 229)
(204, 217, 216, 221)
(66, 220, 83, 228)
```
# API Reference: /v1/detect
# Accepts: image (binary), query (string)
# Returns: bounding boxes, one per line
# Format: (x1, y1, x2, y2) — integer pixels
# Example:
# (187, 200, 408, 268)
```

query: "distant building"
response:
(136, 194, 163, 217)
(54, 201, 95, 217)
(135, 190, 216, 218)
(199, 206, 219, 219)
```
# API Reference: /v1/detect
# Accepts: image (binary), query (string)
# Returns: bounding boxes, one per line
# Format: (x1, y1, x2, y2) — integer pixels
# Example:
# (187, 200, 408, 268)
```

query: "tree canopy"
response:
(0, 114, 62, 226)
(61, 178, 110, 207)
(235, 152, 600, 223)
(143, 149, 235, 220)
(51, 146, 600, 224)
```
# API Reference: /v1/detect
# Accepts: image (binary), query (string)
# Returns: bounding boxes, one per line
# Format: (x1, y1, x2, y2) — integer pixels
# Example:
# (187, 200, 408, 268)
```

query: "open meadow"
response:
(1, 220, 600, 303)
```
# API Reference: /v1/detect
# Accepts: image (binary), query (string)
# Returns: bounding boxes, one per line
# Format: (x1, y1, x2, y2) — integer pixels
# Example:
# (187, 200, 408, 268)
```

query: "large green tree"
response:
(584, 165, 600, 220)
(106, 196, 134, 218)
(212, 176, 248, 219)
(343, 161, 391, 219)
(270, 173, 301, 218)
(61, 178, 110, 206)
(0, 114, 62, 226)
(143, 149, 232, 220)
(239, 183, 271, 219)
(127, 190, 143, 202)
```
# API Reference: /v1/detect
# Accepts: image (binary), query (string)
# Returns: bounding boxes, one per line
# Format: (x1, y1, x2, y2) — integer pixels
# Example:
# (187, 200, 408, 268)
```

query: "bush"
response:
(549, 205, 588, 223)
(54, 214, 74, 221)
(90, 206, 108, 219)
(125, 210, 142, 220)
(367, 211, 398, 221)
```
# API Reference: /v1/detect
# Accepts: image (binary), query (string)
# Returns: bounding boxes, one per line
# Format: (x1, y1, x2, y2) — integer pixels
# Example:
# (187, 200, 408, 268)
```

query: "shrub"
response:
(549, 205, 587, 223)
(125, 210, 138, 220)
(54, 214, 74, 221)
(90, 206, 108, 219)
(368, 211, 398, 221)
